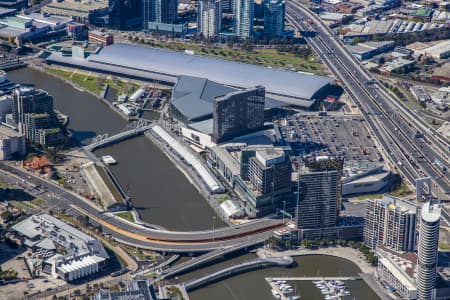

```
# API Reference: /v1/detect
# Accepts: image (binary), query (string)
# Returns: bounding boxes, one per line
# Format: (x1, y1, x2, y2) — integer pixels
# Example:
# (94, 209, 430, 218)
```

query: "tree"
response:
(285, 239, 292, 249)
(1, 210, 13, 223)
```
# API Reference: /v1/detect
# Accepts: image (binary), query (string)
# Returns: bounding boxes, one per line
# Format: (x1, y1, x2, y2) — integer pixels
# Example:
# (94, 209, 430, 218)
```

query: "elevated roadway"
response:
(183, 256, 294, 291)
(286, 1, 449, 198)
(1, 163, 283, 253)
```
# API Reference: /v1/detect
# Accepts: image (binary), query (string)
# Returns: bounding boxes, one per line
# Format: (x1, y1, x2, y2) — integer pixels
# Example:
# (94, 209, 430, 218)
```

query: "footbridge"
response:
(84, 122, 153, 151)
(183, 256, 294, 291)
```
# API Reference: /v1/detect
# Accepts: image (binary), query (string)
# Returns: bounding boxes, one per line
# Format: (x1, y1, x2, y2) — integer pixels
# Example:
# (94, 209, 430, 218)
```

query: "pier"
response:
(183, 256, 294, 291)
(84, 123, 153, 151)
(268, 276, 361, 281)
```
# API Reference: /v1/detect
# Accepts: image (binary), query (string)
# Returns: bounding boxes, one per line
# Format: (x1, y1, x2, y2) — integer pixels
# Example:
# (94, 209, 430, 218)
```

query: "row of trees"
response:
(266, 236, 379, 266)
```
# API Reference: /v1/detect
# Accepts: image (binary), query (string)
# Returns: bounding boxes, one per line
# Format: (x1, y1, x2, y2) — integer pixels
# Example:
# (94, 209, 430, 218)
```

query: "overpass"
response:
(158, 236, 270, 279)
(183, 256, 294, 291)
(84, 124, 153, 152)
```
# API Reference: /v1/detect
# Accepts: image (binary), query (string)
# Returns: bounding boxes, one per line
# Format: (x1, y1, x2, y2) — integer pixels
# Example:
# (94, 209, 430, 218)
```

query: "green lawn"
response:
(115, 211, 134, 222)
(31, 198, 46, 207)
(439, 243, 450, 250)
(355, 194, 383, 201)
(45, 67, 104, 94)
(140, 39, 327, 75)
(390, 181, 413, 197)
(45, 67, 140, 96)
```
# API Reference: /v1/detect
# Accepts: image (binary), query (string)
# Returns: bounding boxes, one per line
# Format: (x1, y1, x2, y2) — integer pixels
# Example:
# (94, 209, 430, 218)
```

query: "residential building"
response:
(263, 0, 285, 40)
(213, 86, 265, 143)
(305, 156, 344, 217)
(12, 214, 109, 282)
(12, 87, 66, 147)
(294, 166, 338, 230)
(88, 30, 114, 46)
(198, 0, 222, 38)
(247, 147, 291, 194)
(0, 125, 25, 160)
(417, 200, 441, 300)
(108, 0, 142, 30)
(364, 195, 417, 252)
(233, 0, 254, 38)
(143, 0, 178, 29)
(234, 146, 292, 217)
(12, 87, 54, 131)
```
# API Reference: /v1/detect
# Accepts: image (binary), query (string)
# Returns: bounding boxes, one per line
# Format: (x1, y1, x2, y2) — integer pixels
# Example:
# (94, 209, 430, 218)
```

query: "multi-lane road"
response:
(0, 163, 282, 253)
(286, 0, 449, 199)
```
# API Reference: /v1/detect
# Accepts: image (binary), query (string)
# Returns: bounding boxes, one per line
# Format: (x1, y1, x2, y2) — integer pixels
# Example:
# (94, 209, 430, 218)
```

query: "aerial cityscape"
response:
(0, 0, 448, 299)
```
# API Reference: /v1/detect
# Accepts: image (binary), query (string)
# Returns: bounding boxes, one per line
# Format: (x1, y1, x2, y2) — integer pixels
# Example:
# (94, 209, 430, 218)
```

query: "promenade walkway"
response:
(257, 246, 375, 274)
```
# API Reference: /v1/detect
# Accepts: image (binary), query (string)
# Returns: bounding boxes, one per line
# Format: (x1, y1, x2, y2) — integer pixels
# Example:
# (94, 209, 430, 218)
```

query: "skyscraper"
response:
(363, 195, 417, 251)
(417, 200, 441, 300)
(294, 167, 338, 229)
(12, 87, 54, 135)
(198, 0, 222, 38)
(142, 0, 178, 29)
(213, 86, 265, 143)
(263, 0, 285, 40)
(109, 0, 142, 30)
(233, 0, 254, 38)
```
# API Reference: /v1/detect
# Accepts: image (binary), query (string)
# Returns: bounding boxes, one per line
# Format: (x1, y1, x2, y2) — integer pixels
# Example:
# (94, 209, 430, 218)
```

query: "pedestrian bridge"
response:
(84, 124, 153, 151)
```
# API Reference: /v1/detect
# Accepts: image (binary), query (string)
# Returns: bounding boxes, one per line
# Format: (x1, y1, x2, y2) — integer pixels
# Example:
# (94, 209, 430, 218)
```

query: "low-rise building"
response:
(379, 57, 416, 74)
(94, 279, 159, 300)
(0, 125, 25, 160)
(377, 246, 418, 300)
(432, 63, 450, 82)
(42, 0, 109, 25)
(347, 40, 395, 60)
(410, 86, 431, 103)
(88, 30, 114, 46)
(12, 214, 109, 282)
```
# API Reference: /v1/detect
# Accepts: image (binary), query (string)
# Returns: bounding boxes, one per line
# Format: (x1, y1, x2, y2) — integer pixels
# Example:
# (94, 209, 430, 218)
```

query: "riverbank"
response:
(29, 64, 136, 122)
(258, 247, 391, 300)
(258, 247, 375, 274)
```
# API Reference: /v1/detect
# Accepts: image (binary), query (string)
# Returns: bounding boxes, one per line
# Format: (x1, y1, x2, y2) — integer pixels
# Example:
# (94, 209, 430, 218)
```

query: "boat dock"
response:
(268, 276, 361, 281)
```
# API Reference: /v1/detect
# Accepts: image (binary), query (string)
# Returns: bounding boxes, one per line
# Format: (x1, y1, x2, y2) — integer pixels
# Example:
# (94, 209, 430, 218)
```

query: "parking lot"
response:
(278, 114, 382, 163)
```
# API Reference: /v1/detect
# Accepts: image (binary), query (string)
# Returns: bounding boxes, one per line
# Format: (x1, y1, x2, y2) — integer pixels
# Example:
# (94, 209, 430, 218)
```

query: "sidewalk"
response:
(258, 246, 375, 274)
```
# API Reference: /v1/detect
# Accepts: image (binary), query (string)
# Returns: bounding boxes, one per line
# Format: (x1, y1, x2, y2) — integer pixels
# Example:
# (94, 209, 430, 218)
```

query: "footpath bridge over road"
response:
(183, 256, 294, 291)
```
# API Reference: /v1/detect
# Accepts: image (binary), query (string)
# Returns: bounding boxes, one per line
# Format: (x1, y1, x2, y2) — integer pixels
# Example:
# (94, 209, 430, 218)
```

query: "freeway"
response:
(0, 163, 283, 253)
(286, 1, 449, 198)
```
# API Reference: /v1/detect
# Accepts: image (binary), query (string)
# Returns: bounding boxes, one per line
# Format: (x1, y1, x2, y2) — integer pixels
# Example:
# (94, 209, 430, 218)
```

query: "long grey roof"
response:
(85, 43, 332, 100)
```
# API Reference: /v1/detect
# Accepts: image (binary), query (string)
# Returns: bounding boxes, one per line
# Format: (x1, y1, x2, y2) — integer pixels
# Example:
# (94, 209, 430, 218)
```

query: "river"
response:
(8, 67, 225, 230)
(176, 253, 380, 300)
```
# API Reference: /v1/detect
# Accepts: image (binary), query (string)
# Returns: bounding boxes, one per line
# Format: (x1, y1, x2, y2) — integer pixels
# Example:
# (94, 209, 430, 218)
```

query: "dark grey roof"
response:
(172, 75, 235, 121)
(85, 43, 332, 100)
(172, 76, 288, 122)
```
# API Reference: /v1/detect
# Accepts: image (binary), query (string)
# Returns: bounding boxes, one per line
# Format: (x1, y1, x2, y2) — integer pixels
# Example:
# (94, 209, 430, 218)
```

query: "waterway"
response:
(176, 254, 380, 300)
(8, 67, 225, 230)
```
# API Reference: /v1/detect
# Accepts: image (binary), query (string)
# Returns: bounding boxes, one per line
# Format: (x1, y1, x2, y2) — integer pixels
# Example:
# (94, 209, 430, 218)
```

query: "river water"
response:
(8, 67, 225, 230)
(177, 254, 380, 300)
